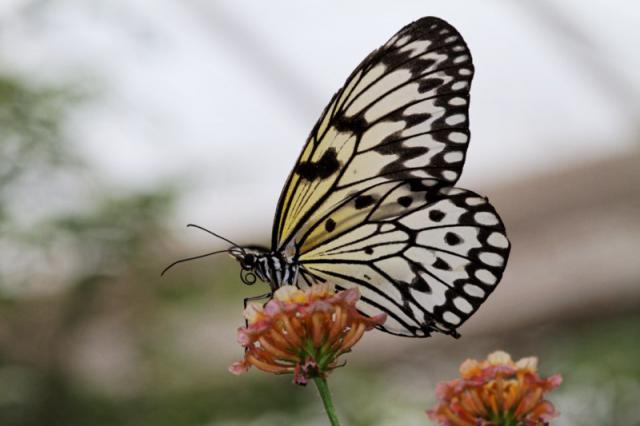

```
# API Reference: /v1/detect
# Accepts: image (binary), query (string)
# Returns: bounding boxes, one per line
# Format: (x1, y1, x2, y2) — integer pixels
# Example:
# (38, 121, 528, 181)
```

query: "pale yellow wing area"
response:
(272, 16, 475, 254)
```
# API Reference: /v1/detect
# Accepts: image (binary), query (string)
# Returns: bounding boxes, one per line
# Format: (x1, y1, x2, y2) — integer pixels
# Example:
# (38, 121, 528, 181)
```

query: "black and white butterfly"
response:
(166, 17, 510, 338)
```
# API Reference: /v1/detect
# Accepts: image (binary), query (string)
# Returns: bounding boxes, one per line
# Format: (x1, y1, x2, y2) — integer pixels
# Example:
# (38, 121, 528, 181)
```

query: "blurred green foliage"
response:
(0, 76, 78, 187)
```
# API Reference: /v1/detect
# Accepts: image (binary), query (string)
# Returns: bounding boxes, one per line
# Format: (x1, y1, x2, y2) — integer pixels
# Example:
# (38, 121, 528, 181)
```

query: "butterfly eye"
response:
(242, 254, 255, 269)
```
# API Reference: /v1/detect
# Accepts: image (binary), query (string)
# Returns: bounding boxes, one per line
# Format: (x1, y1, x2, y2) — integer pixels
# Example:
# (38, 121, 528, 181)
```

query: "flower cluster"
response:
(428, 350, 562, 426)
(229, 284, 386, 385)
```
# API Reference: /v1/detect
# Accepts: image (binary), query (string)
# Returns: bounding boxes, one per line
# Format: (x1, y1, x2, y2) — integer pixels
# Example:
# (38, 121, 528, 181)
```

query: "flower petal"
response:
(487, 350, 512, 366)
(428, 351, 562, 425)
(230, 283, 379, 384)
(228, 361, 250, 375)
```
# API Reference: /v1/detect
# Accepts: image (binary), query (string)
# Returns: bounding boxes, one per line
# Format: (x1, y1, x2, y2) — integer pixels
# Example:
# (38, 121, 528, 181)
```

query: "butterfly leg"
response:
(243, 292, 272, 311)
(242, 292, 272, 327)
(241, 292, 272, 354)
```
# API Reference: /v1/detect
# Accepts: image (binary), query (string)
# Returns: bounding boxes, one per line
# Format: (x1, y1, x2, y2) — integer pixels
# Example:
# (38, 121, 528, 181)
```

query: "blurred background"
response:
(1, 1, 639, 425)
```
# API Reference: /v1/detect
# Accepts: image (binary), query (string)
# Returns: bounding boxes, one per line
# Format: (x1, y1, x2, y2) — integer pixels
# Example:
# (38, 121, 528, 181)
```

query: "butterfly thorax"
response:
(229, 246, 298, 290)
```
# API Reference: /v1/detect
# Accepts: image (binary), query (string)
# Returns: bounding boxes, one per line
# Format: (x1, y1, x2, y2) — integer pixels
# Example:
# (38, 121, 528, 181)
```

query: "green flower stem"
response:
(313, 376, 342, 426)
(489, 411, 518, 426)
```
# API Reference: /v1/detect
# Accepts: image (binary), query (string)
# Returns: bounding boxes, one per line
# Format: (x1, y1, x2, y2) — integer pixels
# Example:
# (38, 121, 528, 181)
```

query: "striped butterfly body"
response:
(225, 17, 509, 337)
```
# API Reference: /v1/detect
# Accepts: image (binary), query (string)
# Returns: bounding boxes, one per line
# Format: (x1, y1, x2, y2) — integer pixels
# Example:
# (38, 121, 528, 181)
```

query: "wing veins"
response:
(310, 266, 421, 330)
(321, 240, 408, 256)
(343, 62, 471, 125)
(334, 166, 455, 190)
(358, 126, 468, 154)
(342, 38, 470, 115)
(364, 90, 468, 129)
(415, 244, 475, 262)
(289, 131, 355, 221)
(297, 180, 409, 253)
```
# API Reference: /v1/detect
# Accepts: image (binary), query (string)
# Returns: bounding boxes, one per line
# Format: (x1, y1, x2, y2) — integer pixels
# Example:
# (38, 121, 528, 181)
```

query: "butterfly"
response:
(164, 16, 510, 338)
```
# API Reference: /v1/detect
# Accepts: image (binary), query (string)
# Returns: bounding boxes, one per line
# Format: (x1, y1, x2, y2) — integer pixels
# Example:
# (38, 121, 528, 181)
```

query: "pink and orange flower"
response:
(428, 350, 562, 426)
(229, 283, 385, 385)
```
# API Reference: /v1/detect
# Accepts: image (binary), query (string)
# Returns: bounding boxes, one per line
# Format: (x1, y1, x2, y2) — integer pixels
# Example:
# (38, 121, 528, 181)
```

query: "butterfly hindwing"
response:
(298, 185, 510, 337)
(272, 17, 475, 251)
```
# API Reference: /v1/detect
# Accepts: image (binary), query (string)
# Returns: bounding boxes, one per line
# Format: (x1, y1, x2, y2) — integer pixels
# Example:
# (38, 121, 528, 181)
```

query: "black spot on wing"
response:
(429, 209, 445, 222)
(378, 145, 430, 176)
(397, 196, 413, 208)
(333, 114, 367, 135)
(296, 148, 341, 181)
(445, 232, 462, 245)
(432, 258, 451, 271)
(411, 273, 431, 292)
(354, 195, 376, 209)
(409, 179, 433, 192)
(325, 218, 336, 232)
(418, 77, 445, 93)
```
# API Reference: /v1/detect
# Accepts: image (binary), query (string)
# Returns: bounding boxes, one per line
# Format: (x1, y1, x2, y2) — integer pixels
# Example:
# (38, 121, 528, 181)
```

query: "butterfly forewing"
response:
(272, 17, 475, 251)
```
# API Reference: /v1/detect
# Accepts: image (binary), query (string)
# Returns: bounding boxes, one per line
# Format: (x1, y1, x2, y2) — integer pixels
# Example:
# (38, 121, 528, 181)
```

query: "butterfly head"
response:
(229, 246, 269, 285)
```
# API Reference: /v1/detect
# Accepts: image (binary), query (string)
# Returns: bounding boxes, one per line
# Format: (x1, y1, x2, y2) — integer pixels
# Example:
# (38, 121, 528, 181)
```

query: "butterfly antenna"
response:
(186, 223, 244, 251)
(161, 249, 230, 276)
